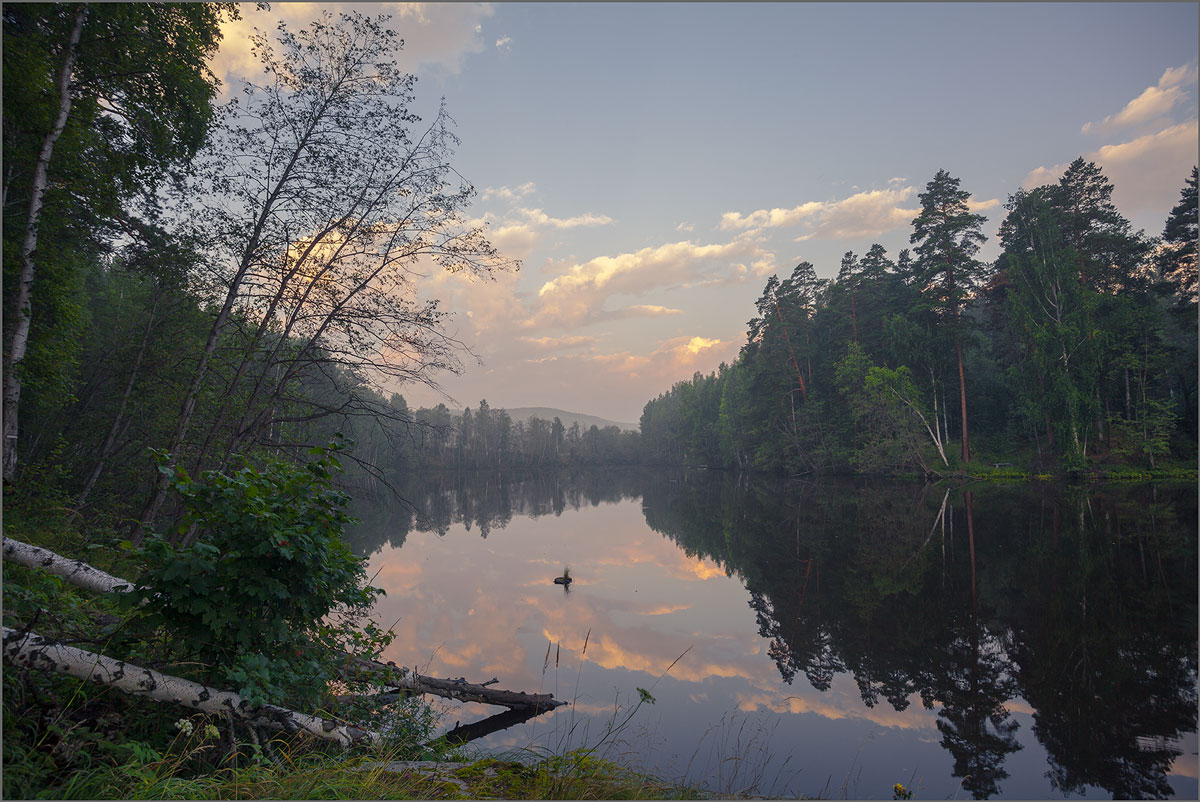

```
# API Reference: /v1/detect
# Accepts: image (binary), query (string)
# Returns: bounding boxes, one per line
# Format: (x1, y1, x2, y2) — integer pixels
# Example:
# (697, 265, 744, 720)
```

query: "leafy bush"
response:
(125, 444, 387, 708)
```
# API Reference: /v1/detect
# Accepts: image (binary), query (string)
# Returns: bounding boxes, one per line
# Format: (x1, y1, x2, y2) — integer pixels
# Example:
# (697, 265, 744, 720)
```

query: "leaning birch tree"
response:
(136, 11, 513, 536)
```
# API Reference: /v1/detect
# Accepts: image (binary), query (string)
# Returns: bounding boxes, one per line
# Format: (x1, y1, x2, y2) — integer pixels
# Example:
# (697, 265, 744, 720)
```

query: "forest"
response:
(1, 2, 1196, 798)
(640, 163, 1198, 477)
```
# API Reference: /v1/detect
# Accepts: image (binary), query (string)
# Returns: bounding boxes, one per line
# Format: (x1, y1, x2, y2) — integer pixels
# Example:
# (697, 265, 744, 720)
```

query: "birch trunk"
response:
(3, 5, 88, 481)
(3, 537, 137, 594)
(2, 626, 380, 748)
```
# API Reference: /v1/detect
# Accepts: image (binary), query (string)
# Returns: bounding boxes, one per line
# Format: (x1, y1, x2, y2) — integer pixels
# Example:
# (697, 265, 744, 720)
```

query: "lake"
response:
(348, 469, 1198, 799)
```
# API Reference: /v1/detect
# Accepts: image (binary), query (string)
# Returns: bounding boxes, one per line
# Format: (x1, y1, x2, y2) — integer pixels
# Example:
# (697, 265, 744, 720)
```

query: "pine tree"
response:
(909, 170, 988, 461)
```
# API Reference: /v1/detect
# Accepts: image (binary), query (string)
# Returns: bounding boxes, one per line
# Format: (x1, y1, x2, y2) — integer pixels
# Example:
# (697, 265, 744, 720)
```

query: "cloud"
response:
(1082, 63, 1198, 135)
(675, 222, 695, 232)
(720, 202, 825, 231)
(625, 304, 684, 317)
(720, 187, 919, 242)
(517, 335, 598, 352)
(516, 207, 614, 229)
(482, 222, 541, 262)
(967, 198, 1001, 213)
(1023, 119, 1199, 213)
(481, 182, 537, 202)
(465, 193, 611, 261)
(495, 35, 512, 52)
(209, 3, 496, 91)
(535, 335, 735, 380)
(792, 188, 919, 241)
(529, 236, 775, 329)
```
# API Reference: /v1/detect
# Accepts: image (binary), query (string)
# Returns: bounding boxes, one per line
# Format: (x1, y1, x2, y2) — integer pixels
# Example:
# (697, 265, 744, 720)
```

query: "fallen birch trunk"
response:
(4, 537, 568, 712)
(2, 626, 380, 748)
(3, 537, 137, 594)
(342, 656, 565, 711)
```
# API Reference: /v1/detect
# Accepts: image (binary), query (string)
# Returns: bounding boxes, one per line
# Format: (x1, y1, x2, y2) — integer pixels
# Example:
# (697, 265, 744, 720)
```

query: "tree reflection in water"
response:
(639, 472, 1197, 799)
(349, 469, 1197, 799)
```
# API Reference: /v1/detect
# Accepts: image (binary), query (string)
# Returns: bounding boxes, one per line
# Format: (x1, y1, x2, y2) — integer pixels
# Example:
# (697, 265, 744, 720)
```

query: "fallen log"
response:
(341, 656, 565, 711)
(3, 537, 136, 594)
(2, 625, 380, 748)
(4, 537, 568, 712)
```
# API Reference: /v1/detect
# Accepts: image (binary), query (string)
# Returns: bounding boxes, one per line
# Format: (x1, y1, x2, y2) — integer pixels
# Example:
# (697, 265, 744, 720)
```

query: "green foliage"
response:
(124, 444, 386, 708)
(834, 344, 940, 475)
(1109, 396, 1177, 467)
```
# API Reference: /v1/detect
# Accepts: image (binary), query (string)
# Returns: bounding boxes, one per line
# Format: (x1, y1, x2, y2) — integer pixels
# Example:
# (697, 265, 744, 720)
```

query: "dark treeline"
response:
(639, 472, 1198, 799)
(2, 7, 516, 538)
(641, 164, 1198, 476)
(357, 398, 641, 475)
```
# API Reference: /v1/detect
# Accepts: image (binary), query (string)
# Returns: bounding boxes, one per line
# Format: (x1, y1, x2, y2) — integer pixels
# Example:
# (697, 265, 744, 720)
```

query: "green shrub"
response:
(124, 444, 388, 709)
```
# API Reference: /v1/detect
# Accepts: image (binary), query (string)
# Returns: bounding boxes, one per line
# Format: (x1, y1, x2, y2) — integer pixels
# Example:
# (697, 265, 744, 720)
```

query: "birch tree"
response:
(2, 3, 233, 481)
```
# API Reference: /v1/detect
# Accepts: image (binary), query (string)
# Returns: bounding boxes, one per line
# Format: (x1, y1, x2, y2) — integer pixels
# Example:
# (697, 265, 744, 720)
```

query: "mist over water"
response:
(350, 470, 1198, 799)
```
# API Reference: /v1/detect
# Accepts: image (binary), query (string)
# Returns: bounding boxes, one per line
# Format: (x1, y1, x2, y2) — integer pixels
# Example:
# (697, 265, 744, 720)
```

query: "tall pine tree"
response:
(909, 170, 988, 461)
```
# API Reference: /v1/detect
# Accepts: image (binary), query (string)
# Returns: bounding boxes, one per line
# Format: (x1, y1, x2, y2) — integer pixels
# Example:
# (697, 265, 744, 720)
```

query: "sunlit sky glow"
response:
(210, 3, 1198, 423)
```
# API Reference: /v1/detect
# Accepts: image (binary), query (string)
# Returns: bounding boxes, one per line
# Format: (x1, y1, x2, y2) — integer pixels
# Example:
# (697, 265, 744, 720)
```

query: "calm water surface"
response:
(348, 470, 1198, 799)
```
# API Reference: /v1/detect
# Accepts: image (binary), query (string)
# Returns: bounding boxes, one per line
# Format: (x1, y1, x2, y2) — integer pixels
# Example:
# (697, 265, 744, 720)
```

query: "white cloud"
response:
(625, 304, 684, 317)
(495, 35, 512, 52)
(482, 222, 541, 262)
(516, 208, 614, 229)
(720, 201, 825, 231)
(1023, 119, 1198, 213)
(675, 222, 695, 232)
(967, 198, 1001, 213)
(529, 236, 775, 329)
(721, 187, 919, 242)
(526, 335, 737, 384)
(517, 335, 598, 352)
(465, 193, 612, 261)
(209, 3, 495, 92)
(1081, 62, 1198, 135)
(481, 182, 537, 202)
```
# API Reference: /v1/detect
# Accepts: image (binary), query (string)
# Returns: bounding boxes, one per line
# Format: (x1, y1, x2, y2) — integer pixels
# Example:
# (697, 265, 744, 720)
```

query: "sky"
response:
(208, 3, 1199, 424)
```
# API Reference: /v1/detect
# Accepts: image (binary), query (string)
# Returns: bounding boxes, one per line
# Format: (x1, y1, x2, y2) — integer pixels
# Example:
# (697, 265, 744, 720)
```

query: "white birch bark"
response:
(3, 537, 137, 594)
(3, 5, 89, 481)
(3, 626, 380, 748)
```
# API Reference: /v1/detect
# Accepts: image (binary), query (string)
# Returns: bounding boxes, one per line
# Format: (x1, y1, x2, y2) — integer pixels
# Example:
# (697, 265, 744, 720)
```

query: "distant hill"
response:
(506, 407, 639, 432)
(448, 406, 638, 432)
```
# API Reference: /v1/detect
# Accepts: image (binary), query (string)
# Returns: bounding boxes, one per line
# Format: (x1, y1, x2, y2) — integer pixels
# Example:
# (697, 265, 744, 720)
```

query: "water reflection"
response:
(346, 468, 644, 552)
(639, 473, 1198, 799)
(350, 471, 1198, 799)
